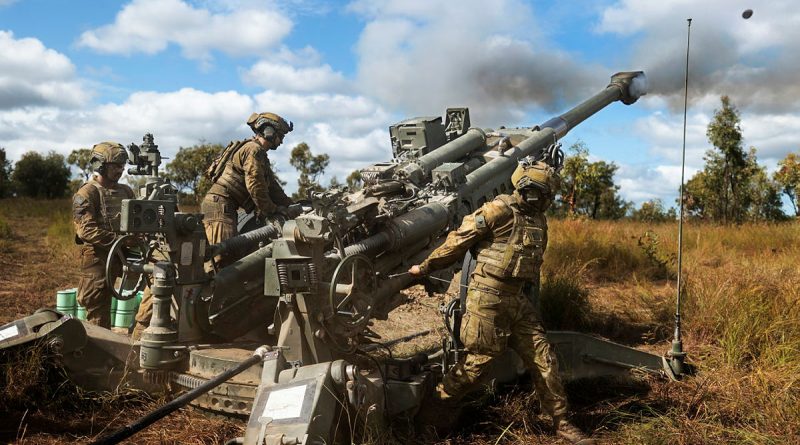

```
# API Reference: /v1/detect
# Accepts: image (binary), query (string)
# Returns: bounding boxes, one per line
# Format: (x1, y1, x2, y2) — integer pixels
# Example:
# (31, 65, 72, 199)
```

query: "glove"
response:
(286, 203, 303, 218)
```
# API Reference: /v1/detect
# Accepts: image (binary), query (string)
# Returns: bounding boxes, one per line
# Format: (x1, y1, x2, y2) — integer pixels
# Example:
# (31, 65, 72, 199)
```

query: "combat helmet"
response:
(511, 161, 560, 194)
(90, 142, 129, 171)
(247, 112, 293, 142)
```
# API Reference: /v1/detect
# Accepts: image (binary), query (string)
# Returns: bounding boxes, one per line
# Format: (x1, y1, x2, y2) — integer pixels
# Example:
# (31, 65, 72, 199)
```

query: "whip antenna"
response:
(667, 17, 692, 379)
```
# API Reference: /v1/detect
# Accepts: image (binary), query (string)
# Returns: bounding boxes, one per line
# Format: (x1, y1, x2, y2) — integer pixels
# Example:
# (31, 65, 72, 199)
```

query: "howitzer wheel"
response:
(106, 234, 153, 301)
(327, 254, 376, 338)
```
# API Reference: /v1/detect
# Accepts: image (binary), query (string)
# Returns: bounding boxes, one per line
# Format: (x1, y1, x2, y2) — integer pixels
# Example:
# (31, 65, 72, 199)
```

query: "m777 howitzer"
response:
(0, 71, 686, 444)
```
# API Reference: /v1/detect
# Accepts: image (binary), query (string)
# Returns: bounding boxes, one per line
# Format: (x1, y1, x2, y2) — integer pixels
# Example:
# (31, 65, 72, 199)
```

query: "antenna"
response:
(668, 18, 692, 379)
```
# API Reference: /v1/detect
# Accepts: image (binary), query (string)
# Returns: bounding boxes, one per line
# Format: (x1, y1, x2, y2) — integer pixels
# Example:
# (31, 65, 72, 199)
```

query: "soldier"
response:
(73, 142, 136, 329)
(201, 112, 294, 266)
(409, 161, 594, 445)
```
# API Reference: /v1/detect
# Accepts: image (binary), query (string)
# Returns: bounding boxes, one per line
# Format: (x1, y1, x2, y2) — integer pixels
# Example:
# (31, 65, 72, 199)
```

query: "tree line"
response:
(1, 95, 798, 224)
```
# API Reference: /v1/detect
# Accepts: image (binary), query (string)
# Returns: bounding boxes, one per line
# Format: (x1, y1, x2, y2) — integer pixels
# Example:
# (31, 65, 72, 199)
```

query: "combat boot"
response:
(416, 383, 462, 435)
(554, 417, 595, 445)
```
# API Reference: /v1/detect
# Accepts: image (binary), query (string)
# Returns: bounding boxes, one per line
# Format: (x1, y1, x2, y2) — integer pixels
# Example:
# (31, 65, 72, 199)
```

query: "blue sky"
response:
(1, 0, 798, 209)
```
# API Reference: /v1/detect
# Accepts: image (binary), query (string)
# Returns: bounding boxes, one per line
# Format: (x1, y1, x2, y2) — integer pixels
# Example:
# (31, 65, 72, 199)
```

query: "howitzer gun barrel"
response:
(460, 71, 647, 200)
(399, 128, 487, 183)
(344, 201, 451, 257)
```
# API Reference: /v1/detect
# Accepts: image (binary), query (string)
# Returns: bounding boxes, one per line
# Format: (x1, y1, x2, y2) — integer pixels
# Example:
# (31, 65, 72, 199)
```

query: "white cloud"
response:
(0, 31, 90, 109)
(617, 163, 699, 205)
(242, 60, 350, 93)
(77, 0, 292, 62)
(251, 90, 395, 188)
(0, 88, 254, 162)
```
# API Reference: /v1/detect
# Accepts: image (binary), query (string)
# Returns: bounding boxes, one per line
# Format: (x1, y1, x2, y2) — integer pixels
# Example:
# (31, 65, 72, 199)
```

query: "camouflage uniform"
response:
(201, 138, 292, 258)
(418, 190, 568, 419)
(73, 178, 136, 328)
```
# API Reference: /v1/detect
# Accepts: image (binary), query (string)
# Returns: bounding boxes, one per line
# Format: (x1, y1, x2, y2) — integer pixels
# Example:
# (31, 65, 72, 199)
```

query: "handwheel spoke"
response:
(336, 292, 354, 310)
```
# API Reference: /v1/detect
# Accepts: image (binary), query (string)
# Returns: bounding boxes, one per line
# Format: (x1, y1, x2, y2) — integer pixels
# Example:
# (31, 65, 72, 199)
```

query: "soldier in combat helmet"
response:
(201, 112, 295, 266)
(409, 161, 594, 445)
(72, 142, 136, 328)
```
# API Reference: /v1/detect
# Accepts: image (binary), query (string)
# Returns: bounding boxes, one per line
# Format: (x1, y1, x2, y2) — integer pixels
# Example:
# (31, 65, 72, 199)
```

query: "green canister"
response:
(114, 297, 137, 329)
(56, 288, 77, 316)
(110, 297, 118, 323)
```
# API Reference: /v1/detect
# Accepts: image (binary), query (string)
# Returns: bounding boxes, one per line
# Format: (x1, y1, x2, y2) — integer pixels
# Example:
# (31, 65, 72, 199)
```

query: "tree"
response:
(705, 95, 748, 223)
(631, 199, 677, 223)
(289, 142, 329, 200)
(346, 170, 363, 192)
(774, 152, 800, 216)
(11, 151, 70, 198)
(165, 143, 224, 202)
(0, 147, 12, 198)
(557, 142, 590, 216)
(684, 147, 786, 222)
(67, 148, 93, 181)
(741, 148, 786, 222)
(552, 141, 629, 219)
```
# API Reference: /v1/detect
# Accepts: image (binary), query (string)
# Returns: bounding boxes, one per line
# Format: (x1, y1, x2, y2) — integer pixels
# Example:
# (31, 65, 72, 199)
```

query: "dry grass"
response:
(1, 199, 798, 444)
(387, 219, 800, 444)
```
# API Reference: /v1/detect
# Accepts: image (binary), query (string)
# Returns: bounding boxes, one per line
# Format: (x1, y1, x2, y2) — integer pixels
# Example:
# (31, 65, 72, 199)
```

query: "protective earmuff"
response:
(261, 126, 276, 140)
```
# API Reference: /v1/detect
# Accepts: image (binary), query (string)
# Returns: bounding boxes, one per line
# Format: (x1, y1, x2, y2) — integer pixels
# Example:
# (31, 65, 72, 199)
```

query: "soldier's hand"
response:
(286, 203, 303, 218)
(408, 265, 423, 276)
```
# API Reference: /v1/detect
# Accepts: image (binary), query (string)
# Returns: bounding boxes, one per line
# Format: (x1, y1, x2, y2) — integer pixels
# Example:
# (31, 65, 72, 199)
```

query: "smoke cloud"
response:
(350, 0, 604, 126)
(598, 1, 800, 113)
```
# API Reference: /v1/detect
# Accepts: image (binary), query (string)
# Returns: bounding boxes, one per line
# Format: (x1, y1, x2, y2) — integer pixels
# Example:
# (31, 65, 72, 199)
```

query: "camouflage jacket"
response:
(207, 139, 292, 219)
(73, 178, 136, 249)
(419, 191, 547, 282)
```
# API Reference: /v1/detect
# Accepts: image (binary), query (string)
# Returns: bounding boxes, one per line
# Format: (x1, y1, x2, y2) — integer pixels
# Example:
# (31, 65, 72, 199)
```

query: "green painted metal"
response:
(114, 298, 137, 328)
(56, 288, 77, 316)
(75, 304, 87, 321)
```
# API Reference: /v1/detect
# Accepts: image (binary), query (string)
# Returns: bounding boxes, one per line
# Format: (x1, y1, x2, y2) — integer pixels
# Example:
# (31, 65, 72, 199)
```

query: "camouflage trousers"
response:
(131, 287, 153, 340)
(442, 282, 568, 418)
(201, 194, 238, 268)
(77, 245, 116, 329)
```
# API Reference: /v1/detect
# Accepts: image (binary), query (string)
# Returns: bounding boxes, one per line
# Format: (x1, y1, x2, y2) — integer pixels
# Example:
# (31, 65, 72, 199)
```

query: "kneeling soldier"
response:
(409, 161, 594, 445)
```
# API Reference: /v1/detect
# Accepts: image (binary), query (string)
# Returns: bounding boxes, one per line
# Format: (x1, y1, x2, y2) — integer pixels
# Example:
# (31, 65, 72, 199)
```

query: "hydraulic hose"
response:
(91, 346, 271, 445)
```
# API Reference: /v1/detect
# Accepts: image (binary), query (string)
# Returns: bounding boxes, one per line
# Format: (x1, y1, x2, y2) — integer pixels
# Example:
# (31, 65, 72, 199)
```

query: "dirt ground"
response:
(0, 210, 77, 325)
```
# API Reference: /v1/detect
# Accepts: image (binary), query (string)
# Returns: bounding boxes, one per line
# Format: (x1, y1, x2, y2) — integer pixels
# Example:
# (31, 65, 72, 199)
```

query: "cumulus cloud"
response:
(243, 62, 348, 93)
(0, 31, 90, 109)
(1, 85, 395, 193)
(616, 163, 699, 205)
(349, 0, 603, 126)
(597, 0, 800, 113)
(77, 0, 292, 62)
(251, 90, 395, 186)
(0, 88, 254, 162)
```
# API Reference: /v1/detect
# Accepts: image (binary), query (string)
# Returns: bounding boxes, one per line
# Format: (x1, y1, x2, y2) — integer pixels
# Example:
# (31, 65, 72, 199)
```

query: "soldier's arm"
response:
(73, 190, 116, 247)
(267, 165, 293, 207)
(243, 147, 278, 219)
(417, 200, 512, 274)
(417, 214, 486, 274)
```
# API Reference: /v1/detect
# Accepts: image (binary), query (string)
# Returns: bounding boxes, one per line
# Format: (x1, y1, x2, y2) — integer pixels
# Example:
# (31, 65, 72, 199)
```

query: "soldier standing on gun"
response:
(201, 112, 295, 266)
(133, 113, 297, 339)
(72, 142, 136, 329)
(409, 161, 594, 445)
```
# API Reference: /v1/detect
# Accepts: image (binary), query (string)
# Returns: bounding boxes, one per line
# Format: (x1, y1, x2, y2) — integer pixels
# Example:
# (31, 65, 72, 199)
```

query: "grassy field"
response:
(1, 198, 798, 444)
